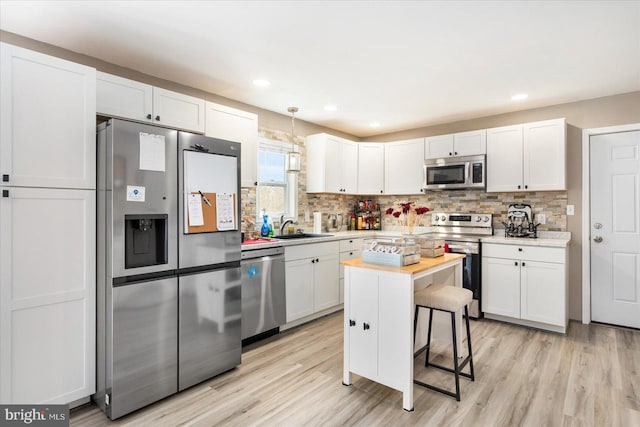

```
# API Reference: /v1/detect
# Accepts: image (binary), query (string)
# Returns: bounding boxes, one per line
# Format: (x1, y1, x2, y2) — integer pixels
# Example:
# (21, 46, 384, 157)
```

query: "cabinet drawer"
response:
(483, 243, 564, 263)
(339, 250, 362, 279)
(285, 241, 339, 261)
(340, 238, 364, 252)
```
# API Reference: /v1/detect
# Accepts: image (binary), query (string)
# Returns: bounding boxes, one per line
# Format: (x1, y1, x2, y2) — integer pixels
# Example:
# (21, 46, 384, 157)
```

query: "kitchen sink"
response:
(276, 233, 333, 240)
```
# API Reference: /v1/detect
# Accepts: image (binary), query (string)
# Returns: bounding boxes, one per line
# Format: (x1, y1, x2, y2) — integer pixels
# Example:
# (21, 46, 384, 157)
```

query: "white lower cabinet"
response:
(339, 238, 363, 304)
(482, 242, 567, 333)
(0, 188, 96, 403)
(285, 241, 339, 323)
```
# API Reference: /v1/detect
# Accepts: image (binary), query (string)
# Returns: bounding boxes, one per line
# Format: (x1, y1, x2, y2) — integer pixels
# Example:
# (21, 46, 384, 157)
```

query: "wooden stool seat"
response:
(413, 284, 475, 401)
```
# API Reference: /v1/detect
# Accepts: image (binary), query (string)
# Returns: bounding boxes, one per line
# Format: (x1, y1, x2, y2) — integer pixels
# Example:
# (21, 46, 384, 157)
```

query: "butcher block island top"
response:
(341, 253, 465, 275)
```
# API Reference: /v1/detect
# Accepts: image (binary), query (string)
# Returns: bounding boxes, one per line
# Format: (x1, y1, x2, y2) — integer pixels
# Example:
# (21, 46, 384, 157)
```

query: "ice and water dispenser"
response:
(124, 214, 169, 268)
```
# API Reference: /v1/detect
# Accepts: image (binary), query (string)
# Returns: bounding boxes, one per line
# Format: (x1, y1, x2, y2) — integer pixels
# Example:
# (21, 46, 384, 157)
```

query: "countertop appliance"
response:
(503, 203, 539, 238)
(96, 119, 241, 419)
(240, 246, 286, 342)
(424, 154, 485, 190)
(428, 212, 493, 318)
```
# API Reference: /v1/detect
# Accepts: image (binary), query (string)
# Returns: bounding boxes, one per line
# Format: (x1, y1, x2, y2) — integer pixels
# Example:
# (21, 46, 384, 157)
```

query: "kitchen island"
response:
(341, 253, 465, 411)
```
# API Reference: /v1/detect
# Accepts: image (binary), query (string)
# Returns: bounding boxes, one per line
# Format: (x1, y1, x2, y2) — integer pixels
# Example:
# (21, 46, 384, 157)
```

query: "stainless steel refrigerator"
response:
(95, 119, 241, 420)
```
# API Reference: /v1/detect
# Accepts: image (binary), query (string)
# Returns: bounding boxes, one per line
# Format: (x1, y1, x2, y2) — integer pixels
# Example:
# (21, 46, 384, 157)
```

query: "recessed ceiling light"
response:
(324, 104, 337, 112)
(253, 79, 270, 87)
(369, 121, 381, 128)
(511, 93, 528, 101)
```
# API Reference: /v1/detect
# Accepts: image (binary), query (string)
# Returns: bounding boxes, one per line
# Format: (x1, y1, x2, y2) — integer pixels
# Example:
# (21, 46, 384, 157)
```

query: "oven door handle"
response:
(447, 244, 479, 255)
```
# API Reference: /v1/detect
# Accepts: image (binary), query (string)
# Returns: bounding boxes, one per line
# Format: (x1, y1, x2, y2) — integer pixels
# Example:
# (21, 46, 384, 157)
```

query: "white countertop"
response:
(241, 229, 571, 250)
(481, 232, 571, 248)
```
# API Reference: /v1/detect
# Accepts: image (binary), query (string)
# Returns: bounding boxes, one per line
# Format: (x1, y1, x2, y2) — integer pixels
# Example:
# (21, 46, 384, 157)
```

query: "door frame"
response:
(581, 123, 640, 324)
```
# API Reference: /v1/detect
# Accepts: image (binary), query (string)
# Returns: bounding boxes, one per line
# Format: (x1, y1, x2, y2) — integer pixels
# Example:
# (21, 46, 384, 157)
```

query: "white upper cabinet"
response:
(96, 71, 152, 123)
(425, 130, 486, 159)
(384, 138, 426, 195)
(357, 143, 385, 195)
(204, 102, 258, 188)
(96, 72, 205, 133)
(0, 43, 96, 190)
(487, 118, 566, 192)
(152, 87, 205, 133)
(307, 133, 358, 194)
(523, 119, 566, 191)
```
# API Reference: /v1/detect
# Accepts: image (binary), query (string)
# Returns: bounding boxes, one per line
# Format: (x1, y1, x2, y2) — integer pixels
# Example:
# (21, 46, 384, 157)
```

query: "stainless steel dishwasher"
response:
(241, 246, 286, 341)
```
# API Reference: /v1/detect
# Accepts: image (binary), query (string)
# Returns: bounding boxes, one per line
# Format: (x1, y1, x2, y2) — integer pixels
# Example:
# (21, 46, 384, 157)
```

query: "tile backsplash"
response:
(242, 129, 568, 233)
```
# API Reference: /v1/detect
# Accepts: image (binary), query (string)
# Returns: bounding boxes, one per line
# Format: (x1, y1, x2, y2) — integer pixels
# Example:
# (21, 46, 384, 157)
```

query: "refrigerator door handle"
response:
(191, 143, 210, 152)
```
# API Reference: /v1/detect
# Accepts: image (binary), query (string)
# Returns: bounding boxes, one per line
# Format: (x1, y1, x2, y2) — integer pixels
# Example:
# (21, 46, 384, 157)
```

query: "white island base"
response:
(341, 254, 465, 411)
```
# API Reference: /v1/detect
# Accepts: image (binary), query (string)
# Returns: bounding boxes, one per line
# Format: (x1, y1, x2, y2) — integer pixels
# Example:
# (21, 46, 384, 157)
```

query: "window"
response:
(256, 138, 298, 224)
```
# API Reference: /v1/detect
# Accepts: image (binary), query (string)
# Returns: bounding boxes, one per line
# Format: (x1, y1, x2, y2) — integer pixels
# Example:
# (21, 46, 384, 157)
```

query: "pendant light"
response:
(286, 106, 301, 172)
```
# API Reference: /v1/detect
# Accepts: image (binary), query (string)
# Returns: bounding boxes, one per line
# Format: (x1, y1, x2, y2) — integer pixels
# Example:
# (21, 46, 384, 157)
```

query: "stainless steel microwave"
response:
(423, 155, 486, 190)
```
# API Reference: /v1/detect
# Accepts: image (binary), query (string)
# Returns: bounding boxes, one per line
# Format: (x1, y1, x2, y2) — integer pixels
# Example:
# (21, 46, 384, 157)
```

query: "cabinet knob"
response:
(420, 188, 424, 192)
(155, 115, 160, 121)
(449, 152, 452, 156)
(146, 114, 152, 120)
(522, 262, 526, 267)
(311, 259, 315, 264)
(518, 248, 523, 252)
(349, 319, 356, 327)
(254, 181, 258, 186)
(524, 185, 528, 189)
(514, 261, 518, 266)
(454, 151, 458, 155)
(363, 322, 370, 331)
(316, 258, 319, 263)
(517, 185, 521, 189)
(380, 190, 383, 194)
(349, 252, 353, 256)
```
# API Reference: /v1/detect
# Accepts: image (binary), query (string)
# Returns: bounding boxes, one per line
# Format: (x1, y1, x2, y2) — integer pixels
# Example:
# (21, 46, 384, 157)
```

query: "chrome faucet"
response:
(280, 215, 296, 235)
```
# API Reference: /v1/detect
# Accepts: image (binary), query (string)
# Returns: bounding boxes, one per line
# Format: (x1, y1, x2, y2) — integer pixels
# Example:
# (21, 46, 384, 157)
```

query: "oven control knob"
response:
(441, 215, 447, 221)
(475, 216, 481, 222)
(434, 215, 439, 221)
(483, 216, 490, 222)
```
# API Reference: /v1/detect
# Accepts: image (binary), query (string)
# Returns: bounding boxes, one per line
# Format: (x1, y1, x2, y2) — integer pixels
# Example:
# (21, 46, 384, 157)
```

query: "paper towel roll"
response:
(313, 212, 322, 234)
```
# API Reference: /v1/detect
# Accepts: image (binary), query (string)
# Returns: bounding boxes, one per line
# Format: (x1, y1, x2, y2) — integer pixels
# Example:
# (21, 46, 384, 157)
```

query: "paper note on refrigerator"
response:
(139, 132, 166, 172)
(187, 193, 204, 226)
(216, 193, 236, 230)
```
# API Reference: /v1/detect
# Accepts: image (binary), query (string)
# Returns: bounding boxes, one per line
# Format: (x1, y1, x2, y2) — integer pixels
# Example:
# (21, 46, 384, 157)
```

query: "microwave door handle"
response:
(466, 161, 471, 185)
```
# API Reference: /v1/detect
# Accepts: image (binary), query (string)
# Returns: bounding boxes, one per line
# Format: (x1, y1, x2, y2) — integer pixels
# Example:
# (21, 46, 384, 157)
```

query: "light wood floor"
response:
(71, 313, 640, 427)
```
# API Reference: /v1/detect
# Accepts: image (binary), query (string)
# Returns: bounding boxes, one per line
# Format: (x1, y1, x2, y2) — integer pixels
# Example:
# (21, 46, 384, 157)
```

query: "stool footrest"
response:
(413, 379, 459, 400)
(426, 358, 474, 380)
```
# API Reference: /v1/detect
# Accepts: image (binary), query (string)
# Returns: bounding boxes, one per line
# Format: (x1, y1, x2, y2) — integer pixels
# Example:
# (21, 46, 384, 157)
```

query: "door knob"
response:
(593, 236, 603, 243)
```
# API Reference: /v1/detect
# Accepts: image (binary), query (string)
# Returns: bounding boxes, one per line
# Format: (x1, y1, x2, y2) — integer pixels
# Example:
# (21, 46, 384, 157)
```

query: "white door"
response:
(590, 130, 640, 328)
(284, 259, 314, 322)
(341, 140, 359, 194)
(152, 87, 205, 133)
(357, 143, 384, 195)
(481, 257, 521, 318)
(385, 139, 425, 195)
(96, 71, 153, 122)
(313, 254, 339, 311)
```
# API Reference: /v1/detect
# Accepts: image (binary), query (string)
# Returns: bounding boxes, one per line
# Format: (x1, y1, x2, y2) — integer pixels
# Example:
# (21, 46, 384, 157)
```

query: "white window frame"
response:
(256, 137, 298, 224)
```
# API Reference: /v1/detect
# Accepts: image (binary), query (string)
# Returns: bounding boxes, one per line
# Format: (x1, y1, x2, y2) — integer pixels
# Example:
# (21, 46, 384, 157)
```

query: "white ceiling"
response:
(1, 1, 639, 137)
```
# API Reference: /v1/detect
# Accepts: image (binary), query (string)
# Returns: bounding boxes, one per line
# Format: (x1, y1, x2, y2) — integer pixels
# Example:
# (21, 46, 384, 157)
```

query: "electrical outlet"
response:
(538, 214, 546, 224)
(304, 210, 310, 222)
(567, 205, 575, 215)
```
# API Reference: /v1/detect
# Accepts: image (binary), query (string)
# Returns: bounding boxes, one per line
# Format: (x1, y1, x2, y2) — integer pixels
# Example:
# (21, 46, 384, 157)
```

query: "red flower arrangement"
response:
(385, 201, 430, 234)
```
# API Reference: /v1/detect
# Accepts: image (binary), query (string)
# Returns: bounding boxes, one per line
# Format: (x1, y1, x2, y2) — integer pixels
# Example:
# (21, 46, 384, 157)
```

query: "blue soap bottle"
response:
(260, 214, 270, 237)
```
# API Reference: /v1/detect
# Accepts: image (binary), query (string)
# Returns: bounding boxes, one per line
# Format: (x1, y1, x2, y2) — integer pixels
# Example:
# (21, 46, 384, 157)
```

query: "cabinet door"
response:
(482, 257, 521, 318)
(205, 102, 258, 187)
(425, 134, 454, 159)
(454, 130, 486, 156)
(0, 187, 95, 404)
(385, 138, 426, 195)
(152, 87, 205, 133)
(520, 260, 565, 326)
(341, 140, 359, 194)
(523, 118, 566, 191)
(96, 71, 153, 123)
(314, 254, 340, 311)
(348, 269, 378, 380)
(0, 43, 96, 190)
(357, 143, 384, 195)
(324, 136, 343, 193)
(486, 125, 523, 192)
(285, 259, 315, 322)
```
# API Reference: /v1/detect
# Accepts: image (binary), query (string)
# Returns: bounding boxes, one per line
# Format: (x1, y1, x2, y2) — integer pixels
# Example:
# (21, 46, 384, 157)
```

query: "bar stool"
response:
(413, 284, 475, 401)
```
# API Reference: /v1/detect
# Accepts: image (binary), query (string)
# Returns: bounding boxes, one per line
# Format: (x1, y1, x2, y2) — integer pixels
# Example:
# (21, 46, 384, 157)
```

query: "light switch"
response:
(538, 214, 546, 224)
(567, 205, 575, 215)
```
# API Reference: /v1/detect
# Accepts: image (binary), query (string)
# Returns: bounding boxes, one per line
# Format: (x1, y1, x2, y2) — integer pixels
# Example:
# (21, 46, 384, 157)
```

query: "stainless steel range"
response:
(428, 212, 493, 319)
